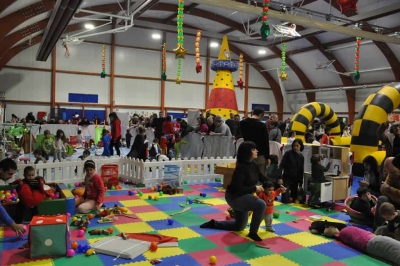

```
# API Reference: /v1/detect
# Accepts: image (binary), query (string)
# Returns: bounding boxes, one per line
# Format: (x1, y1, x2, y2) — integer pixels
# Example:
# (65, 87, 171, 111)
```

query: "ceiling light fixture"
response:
(210, 42, 219, 48)
(258, 50, 266, 55)
(152, 33, 161, 39)
(84, 23, 94, 30)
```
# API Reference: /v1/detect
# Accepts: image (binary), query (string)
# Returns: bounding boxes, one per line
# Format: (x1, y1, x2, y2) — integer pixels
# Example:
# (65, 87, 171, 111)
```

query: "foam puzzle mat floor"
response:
(0, 183, 389, 266)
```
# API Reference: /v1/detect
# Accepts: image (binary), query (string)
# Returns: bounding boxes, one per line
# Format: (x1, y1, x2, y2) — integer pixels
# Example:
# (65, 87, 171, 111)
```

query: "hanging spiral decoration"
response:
(195, 30, 202, 73)
(354, 37, 361, 83)
(279, 43, 288, 81)
(161, 43, 167, 81)
(237, 54, 244, 90)
(100, 44, 106, 78)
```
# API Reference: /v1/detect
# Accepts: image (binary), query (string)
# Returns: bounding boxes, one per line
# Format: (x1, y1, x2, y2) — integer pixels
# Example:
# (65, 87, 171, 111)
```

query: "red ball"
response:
(150, 242, 158, 252)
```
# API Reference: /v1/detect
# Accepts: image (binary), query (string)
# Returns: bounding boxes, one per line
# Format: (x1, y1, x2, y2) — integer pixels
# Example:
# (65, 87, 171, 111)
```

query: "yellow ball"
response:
(72, 217, 78, 222)
(86, 248, 94, 256)
(154, 196, 159, 201)
(209, 255, 217, 264)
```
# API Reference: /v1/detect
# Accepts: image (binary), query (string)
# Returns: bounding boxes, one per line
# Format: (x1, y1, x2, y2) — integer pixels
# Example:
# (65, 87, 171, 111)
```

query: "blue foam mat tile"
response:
(168, 196, 189, 202)
(97, 253, 148, 265)
(198, 187, 219, 193)
(189, 206, 222, 215)
(107, 190, 129, 196)
(153, 203, 182, 212)
(146, 219, 185, 230)
(188, 225, 222, 236)
(206, 182, 223, 187)
(272, 223, 303, 235)
(310, 241, 361, 260)
(159, 253, 201, 266)
(1, 236, 26, 250)
(102, 201, 124, 208)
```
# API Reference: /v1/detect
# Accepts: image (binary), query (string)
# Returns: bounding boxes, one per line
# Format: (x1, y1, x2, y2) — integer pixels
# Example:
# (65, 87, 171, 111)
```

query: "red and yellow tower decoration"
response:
(206, 36, 239, 118)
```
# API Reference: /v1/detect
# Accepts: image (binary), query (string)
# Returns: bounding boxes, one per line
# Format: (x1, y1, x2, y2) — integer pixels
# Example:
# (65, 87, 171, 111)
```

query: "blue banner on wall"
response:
(251, 104, 270, 112)
(68, 93, 98, 103)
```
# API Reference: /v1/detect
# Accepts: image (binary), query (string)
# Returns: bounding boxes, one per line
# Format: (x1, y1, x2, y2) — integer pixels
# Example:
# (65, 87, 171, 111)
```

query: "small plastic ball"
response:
(81, 227, 86, 232)
(186, 196, 191, 200)
(74, 183, 79, 187)
(71, 242, 78, 250)
(148, 195, 152, 199)
(150, 241, 158, 252)
(200, 193, 204, 197)
(183, 180, 188, 184)
(150, 187, 155, 191)
(86, 248, 94, 256)
(202, 193, 207, 197)
(68, 183, 72, 188)
(77, 230, 85, 237)
(188, 199, 193, 204)
(159, 191, 163, 196)
(88, 214, 94, 220)
(67, 249, 75, 257)
(77, 244, 84, 253)
(128, 190, 134, 196)
(286, 211, 290, 214)
(139, 192, 143, 197)
(66, 213, 71, 218)
(209, 255, 217, 264)
(75, 195, 79, 198)
(72, 217, 78, 222)
(167, 218, 174, 225)
(107, 227, 114, 234)
(111, 186, 116, 190)
(12, 189, 16, 194)
(22, 225, 27, 231)
(273, 212, 280, 218)
(154, 196, 159, 201)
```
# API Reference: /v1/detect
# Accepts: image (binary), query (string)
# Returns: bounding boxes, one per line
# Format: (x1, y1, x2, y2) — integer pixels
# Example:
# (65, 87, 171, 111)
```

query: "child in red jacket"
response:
(14, 166, 54, 223)
(76, 160, 105, 213)
(257, 180, 286, 232)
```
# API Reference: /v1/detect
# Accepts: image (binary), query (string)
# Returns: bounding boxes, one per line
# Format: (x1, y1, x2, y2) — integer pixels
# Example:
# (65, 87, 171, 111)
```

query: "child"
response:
(101, 129, 111, 157)
(149, 138, 170, 161)
(257, 180, 286, 232)
(125, 129, 132, 148)
(76, 160, 105, 213)
(33, 149, 46, 164)
(160, 132, 168, 155)
(308, 155, 333, 208)
(286, 131, 296, 145)
(266, 154, 282, 188)
(378, 202, 400, 240)
(75, 149, 90, 174)
(15, 166, 54, 223)
(77, 130, 83, 144)
(41, 130, 55, 161)
(54, 129, 67, 162)
(360, 156, 381, 197)
(350, 187, 375, 223)
(174, 132, 189, 159)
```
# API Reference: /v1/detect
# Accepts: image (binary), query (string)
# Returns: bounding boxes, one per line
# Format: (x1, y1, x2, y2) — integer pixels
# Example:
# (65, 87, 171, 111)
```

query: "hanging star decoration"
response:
(279, 43, 288, 81)
(100, 44, 106, 78)
(260, 0, 270, 40)
(354, 37, 361, 83)
(174, 0, 187, 59)
(161, 43, 167, 81)
(337, 0, 358, 14)
(237, 53, 244, 89)
(195, 30, 202, 73)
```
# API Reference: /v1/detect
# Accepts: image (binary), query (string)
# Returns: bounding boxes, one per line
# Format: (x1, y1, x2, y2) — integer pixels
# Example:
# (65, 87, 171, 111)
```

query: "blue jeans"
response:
(214, 193, 266, 234)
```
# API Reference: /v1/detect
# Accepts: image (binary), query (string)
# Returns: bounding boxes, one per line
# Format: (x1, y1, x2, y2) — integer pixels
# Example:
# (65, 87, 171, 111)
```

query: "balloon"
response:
(173, 44, 187, 59)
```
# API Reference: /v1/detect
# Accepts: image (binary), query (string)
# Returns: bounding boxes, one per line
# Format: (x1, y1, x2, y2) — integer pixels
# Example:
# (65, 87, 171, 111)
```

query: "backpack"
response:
(149, 144, 158, 158)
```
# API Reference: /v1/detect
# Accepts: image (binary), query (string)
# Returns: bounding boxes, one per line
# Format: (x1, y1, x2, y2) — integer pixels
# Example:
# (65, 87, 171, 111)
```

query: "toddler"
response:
(54, 129, 67, 162)
(75, 149, 90, 174)
(76, 160, 105, 213)
(101, 129, 111, 156)
(257, 180, 286, 232)
(33, 149, 46, 164)
(41, 130, 55, 161)
(350, 187, 375, 223)
(160, 132, 168, 155)
(308, 155, 332, 208)
(149, 138, 170, 161)
(378, 202, 400, 240)
(125, 129, 132, 148)
(174, 132, 189, 159)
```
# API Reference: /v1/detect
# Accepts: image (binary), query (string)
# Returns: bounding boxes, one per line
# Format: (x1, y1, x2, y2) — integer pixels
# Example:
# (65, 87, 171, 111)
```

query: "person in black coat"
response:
(127, 126, 146, 160)
(200, 141, 267, 241)
(279, 139, 305, 203)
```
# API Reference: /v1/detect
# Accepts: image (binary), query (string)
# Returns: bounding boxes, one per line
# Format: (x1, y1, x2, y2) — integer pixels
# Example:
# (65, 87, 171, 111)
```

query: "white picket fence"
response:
(10, 156, 236, 187)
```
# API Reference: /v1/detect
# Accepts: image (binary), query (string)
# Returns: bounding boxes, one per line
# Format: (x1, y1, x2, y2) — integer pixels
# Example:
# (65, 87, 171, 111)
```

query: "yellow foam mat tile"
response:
(87, 237, 104, 244)
(234, 229, 277, 240)
(283, 232, 330, 247)
(246, 254, 300, 266)
(115, 222, 154, 233)
(143, 247, 185, 260)
(135, 211, 170, 221)
(274, 201, 283, 206)
(11, 259, 54, 266)
(117, 261, 153, 266)
(201, 198, 227, 205)
(0, 226, 4, 238)
(247, 216, 281, 225)
(61, 189, 74, 198)
(290, 203, 309, 210)
(157, 227, 201, 240)
(318, 216, 348, 224)
(120, 200, 150, 207)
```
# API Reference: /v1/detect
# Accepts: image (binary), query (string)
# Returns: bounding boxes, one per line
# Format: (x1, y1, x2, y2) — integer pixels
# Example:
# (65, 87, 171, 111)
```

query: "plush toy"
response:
(72, 187, 85, 197)
(89, 229, 110, 235)
(309, 220, 347, 236)
(70, 216, 90, 228)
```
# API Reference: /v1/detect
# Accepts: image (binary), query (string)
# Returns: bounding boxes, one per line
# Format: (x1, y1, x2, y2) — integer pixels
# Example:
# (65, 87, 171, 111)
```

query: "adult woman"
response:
(279, 139, 305, 203)
(109, 112, 121, 156)
(200, 141, 267, 241)
(360, 155, 381, 197)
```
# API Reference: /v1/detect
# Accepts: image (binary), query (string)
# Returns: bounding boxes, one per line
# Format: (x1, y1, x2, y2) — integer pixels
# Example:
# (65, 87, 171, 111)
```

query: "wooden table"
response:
(215, 163, 236, 189)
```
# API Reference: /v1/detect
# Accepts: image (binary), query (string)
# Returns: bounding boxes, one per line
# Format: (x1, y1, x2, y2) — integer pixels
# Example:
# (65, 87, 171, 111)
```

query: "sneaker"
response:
(266, 228, 275, 232)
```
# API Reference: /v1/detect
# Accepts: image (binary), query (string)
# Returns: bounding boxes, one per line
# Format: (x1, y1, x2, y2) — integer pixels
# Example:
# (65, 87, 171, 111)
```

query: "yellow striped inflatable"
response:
(350, 83, 400, 176)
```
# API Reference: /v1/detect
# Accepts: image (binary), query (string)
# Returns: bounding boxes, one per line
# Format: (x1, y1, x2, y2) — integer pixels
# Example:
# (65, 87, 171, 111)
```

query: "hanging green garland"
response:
(260, 0, 270, 40)
(279, 43, 288, 81)
(354, 37, 361, 83)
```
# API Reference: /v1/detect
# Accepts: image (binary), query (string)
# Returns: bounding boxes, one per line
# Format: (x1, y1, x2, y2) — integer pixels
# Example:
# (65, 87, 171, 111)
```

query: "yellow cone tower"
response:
(206, 36, 239, 118)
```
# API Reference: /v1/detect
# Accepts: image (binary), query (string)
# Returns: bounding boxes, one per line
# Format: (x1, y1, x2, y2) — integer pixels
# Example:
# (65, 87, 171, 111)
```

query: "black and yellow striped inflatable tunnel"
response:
(350, 82, 400, 176)
(288, 102, 341, 142)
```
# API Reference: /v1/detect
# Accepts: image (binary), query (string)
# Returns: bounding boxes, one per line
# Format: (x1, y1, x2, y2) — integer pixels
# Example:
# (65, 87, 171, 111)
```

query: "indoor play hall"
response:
(0, 0, 400, 265)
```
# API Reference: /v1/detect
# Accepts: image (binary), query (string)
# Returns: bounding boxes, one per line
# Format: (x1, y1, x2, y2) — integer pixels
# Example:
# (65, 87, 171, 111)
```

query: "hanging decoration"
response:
(279, 43, 288, 81)
(176, 58, 182, 84)
(62, 42, 70, 58)
(237, 53, 244, 90)
(161, 43, 167, 81)
(195, 30, 202, 73)
(260, 0, 270, 40)
(354, 37, 361, 83)
(100, 44, 106, 78)
(337, 0, 358, 14)
(173, 0, 187, 59)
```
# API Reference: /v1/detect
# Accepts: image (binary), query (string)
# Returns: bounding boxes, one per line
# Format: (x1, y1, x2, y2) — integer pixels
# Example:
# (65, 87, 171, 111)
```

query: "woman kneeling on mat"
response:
(200, 141, 267, 241)
(76, 160, 105, 213)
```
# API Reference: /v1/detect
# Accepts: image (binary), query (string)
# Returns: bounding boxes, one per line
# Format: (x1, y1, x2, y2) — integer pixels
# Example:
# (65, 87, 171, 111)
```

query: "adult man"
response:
(0, 158, 26, 236)
(240, 107, 270, 175)
(210, 116, 231, 137)
(374, 156, 400, 234)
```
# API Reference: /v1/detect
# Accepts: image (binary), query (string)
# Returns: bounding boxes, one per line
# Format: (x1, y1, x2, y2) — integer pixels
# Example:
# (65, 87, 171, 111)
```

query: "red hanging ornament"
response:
(337, 0, 358, 14)
(195, 30, 202, 73)
(237, 54, 244, 90)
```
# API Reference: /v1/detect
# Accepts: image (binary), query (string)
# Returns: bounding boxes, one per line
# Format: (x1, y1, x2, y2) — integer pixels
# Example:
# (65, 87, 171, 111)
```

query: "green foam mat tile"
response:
(224, 241, 274, 261)
(179, 236, 219, 253)
(281, 248, 334, 265)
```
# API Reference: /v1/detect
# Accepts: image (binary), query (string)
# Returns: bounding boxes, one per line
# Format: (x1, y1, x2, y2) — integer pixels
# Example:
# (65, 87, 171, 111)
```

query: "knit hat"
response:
(84, 160, 96, 169)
